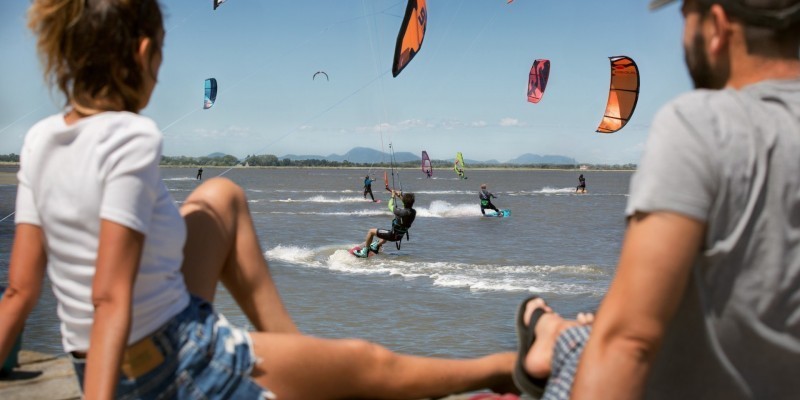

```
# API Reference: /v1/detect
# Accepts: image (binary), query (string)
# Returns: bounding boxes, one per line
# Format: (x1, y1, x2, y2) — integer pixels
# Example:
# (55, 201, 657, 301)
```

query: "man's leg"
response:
(363, 228, 378, 248)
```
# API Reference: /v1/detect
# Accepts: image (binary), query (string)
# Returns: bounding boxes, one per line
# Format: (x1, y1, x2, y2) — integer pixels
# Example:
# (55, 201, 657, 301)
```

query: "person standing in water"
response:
(576, 174, 586, 193)
(196, 167, 203, 180)
(363, 175, 376, 201)
(479, 184, 501, 216)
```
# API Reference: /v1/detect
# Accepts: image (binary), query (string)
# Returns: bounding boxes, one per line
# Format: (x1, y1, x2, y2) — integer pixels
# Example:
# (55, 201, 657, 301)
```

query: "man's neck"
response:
(727, 53, 800, 89)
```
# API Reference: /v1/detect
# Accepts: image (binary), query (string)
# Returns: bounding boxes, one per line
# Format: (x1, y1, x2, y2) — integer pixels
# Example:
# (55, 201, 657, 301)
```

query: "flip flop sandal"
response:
(512, 295, 549, 398)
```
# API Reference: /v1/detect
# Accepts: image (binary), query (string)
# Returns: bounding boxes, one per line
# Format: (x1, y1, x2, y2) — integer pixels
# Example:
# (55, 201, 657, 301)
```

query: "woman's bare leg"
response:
(180, 177, 298, 333)
(249, 332, 516, 400)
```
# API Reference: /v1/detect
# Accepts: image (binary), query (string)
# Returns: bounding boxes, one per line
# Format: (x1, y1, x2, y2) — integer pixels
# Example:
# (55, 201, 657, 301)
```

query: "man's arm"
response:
(572, 211, 704, 400)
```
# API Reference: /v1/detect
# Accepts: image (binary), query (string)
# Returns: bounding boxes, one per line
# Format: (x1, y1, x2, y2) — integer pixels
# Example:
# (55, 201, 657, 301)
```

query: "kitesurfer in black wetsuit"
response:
(354, 189, 416, 256)
(576, 174, 586, 193)
(363, 175, 375, 201)
(479, 184, 501, 215)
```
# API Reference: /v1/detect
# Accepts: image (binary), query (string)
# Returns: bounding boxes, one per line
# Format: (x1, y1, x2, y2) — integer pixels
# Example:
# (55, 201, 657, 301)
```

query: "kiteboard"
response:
(369, 199, 382, 203)
(484, 209, 511, 218)
(349, 246, 376, 258)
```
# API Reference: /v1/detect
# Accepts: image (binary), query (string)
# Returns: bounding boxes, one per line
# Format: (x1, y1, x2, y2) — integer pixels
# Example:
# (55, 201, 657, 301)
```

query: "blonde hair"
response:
(28, 0, 164, 112)
(480, 184, 487, 189)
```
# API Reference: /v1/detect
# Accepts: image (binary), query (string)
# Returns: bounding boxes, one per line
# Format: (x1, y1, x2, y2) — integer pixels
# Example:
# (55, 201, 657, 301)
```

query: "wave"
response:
(163, 177, 197, 181)
(506, 187, 628, 197)
(416, 200, 483, 218)
(265, 245, 609, 295)
(267, 210, 388, 216)
(274, 189, 357, 194)
(271, 195, 379, 203)
(264, 200, 486, 218)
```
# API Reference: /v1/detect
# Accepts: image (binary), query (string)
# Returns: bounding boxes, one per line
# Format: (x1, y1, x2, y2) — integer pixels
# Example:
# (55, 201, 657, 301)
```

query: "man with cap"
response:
(512, 1, 800, 399)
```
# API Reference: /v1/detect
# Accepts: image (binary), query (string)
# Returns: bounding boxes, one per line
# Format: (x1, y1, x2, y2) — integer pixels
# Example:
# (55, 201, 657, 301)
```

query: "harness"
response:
(390, 218, 411, 250)
(480, 199, 489, 207)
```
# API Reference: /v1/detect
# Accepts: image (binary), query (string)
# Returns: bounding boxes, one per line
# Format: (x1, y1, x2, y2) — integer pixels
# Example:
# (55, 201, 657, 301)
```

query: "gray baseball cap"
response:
(650, 0, 800, 28)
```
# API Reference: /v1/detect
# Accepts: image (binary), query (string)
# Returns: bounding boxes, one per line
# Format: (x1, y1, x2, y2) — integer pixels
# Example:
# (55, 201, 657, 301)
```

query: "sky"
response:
(0, 0, 691, 164)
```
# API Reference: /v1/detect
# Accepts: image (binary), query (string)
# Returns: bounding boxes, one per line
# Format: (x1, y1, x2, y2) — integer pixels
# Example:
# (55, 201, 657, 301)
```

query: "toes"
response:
(523, 298, 552, 326)
(576, 312, 595, 325)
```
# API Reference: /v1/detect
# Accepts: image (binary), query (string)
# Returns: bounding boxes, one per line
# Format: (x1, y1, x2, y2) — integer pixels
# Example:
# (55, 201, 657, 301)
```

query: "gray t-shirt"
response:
(626, 79, 800, 399)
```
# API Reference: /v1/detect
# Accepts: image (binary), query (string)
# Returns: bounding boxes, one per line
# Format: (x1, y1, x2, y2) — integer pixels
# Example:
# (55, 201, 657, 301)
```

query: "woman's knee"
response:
(184, 177, 247, 211)
(342, 339, 397, 376)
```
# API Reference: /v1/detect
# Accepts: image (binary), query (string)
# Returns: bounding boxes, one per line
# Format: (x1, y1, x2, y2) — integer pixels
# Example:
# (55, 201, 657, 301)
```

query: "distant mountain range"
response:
(275, 147, 576, 165)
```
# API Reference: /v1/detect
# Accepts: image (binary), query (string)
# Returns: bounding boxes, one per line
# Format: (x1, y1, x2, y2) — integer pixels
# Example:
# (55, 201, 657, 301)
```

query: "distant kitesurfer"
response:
(576, 174, 586, 193)
(479, 184, 501, 215)
(363, 175, 376, 201)
(354, 189, 416, 256)
(197, 167, 203, 180)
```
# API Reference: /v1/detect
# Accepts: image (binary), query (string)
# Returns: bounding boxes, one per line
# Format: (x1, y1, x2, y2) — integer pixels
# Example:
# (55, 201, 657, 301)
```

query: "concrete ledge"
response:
(0, 351, 494, 399)
(0, 351, 81, 400)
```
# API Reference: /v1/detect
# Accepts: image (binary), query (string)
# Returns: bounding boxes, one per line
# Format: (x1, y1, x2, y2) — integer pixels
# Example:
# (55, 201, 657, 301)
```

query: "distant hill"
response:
(283, 147, 419, 164)
(279, 148, 576, 165)
(507, 153, 576, 165)
(207, 152, 227, 159)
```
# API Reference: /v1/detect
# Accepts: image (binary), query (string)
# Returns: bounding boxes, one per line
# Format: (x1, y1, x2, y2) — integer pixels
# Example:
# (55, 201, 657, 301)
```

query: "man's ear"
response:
(707, 4, 732, 57)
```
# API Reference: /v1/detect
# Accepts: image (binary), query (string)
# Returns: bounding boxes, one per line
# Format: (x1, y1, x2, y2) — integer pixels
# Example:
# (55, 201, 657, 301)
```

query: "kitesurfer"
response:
(197, 167, 203, 180)
(354, 189, 416, 256)
(576, 174, 586, 193)
(479, 184, 501, 215)
(363, 175, 376, 201)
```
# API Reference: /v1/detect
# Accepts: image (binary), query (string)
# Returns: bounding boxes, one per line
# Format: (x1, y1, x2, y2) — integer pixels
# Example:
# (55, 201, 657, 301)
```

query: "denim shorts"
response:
(71, 296, 274, 399)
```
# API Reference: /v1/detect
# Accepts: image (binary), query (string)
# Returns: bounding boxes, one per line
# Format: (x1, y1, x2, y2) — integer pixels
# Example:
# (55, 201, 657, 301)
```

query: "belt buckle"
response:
(120, 336, 165, 379)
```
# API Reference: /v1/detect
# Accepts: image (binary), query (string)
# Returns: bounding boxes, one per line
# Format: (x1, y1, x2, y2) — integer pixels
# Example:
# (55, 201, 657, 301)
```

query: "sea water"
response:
(0, 166, 630, 358)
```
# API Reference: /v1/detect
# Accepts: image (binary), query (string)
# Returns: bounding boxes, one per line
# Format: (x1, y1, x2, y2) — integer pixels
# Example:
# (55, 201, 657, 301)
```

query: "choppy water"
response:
(0, 166, 631, 359)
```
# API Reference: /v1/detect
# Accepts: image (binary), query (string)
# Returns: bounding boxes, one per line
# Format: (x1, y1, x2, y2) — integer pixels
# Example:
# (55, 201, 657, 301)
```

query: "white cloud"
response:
(471, 120, 487, 127)
(499, 118, 523, 127)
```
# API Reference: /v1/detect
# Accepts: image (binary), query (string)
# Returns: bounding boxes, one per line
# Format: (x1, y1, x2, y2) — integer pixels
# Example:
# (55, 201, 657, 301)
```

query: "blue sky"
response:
(0, 0, 689, 164)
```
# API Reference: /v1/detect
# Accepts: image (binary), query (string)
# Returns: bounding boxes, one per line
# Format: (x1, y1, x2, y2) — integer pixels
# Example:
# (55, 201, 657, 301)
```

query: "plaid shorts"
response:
(542, 325, 591, 400)
(71, 296, 274, 399)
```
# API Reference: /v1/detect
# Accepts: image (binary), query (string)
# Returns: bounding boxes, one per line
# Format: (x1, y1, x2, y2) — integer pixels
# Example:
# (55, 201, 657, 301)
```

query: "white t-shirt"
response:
(15, 112, 190, 352)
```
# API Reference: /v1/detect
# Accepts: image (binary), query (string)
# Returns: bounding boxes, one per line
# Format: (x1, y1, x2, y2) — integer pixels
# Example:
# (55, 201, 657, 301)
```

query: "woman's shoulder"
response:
(96, 111, 160, 135)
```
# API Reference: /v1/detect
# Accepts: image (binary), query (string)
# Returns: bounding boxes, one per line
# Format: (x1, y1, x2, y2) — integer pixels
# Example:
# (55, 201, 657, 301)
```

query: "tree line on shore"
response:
(0, 153, 636, 170)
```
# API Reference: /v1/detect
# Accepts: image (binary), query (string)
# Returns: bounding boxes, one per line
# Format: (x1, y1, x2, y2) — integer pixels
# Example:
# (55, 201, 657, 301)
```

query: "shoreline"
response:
(0, 162, 636, 173)
(0, 172, 17, 186)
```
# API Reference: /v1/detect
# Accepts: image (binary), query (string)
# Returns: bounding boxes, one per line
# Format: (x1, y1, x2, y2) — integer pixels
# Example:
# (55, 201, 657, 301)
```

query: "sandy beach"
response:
(0, 172, 17, 186)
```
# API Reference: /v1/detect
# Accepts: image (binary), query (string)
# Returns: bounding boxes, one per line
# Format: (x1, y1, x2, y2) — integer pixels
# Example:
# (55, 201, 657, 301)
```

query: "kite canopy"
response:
(204, 78, 217, 110)
(596, 56, 640, 134)
(213, 0, 226, 10)
(313, 71, 329, 81)
(421, 151, 432, 176)
(392, 0, 427, 77)
(527, 59, 550, 104)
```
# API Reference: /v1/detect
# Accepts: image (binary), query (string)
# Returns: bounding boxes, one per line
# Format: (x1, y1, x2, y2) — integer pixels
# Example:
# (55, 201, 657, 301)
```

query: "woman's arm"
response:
(83, 220, 145, 400)
(0, 223, 47, 364)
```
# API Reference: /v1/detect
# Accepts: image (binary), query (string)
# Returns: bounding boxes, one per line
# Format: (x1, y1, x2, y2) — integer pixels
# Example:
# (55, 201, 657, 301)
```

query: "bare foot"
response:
(522, 301, 589, 380)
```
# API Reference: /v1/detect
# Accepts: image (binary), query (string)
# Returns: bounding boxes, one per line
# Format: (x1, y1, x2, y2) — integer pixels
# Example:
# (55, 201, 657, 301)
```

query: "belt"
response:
(71, 332, 167, 379)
